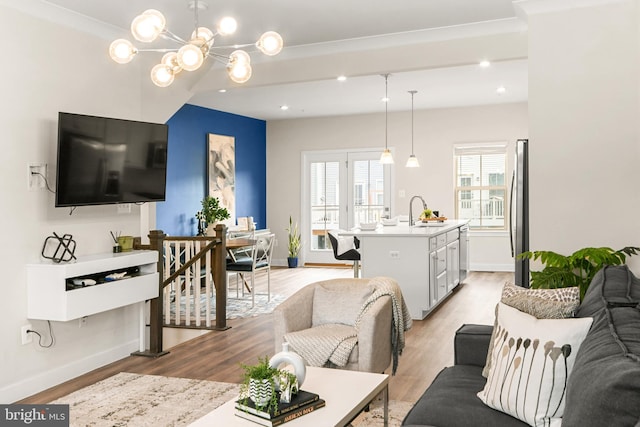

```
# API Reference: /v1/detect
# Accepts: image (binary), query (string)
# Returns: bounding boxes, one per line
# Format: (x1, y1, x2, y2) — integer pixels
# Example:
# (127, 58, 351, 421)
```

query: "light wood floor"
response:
(19, 267, 511, 404)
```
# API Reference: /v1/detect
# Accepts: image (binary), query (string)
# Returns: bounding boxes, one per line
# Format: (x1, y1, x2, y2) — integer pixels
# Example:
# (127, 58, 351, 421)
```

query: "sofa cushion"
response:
(478, 303, 593, 427)
(576, 264, 640, 318)
(402, 365, 528, 427)
(483, 283, 581, 377)
(562, 265, 640, 426)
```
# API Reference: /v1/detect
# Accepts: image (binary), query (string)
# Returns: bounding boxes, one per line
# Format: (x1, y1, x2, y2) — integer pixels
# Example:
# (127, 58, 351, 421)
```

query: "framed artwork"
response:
(207, 133, 235, 225)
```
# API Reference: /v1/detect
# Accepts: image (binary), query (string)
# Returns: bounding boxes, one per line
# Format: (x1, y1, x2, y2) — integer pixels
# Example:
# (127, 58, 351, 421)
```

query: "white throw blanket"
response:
(284, 277, 412, 374)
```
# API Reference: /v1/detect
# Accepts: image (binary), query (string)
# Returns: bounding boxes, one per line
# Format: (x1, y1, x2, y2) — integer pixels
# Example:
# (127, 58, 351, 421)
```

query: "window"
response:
(454, 144, 507, 230)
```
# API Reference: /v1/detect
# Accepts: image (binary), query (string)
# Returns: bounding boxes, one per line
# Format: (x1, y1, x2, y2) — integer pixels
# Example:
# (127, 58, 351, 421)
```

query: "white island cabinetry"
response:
(342, 220, 468, 320)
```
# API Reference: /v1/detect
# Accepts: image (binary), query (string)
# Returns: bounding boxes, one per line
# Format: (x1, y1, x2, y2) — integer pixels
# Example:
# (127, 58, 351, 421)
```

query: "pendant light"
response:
(379, 74, 394, 164)
(406, 90, 420, 168)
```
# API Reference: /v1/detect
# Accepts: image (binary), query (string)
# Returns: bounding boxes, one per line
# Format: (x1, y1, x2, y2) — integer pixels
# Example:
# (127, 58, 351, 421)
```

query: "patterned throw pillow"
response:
(478, 303, 593, 427)
(482, 282, 580, 377)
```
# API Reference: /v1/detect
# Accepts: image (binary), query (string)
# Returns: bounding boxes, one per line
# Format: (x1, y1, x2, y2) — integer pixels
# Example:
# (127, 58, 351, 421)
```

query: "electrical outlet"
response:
(389, 250, 400, 259)
(117, 203, 132, 214)
(21, 324, 33, 345)
(79, 316, 88, 328)
(27, 163, 47, 191)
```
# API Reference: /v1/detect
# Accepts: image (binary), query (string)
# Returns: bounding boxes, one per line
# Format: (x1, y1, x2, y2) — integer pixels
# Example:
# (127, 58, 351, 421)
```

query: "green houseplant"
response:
(239, 356, 281, 413)
(286, 216, 302, 268)
(195, 196, 230, 236)
(518, 246, 640, 299)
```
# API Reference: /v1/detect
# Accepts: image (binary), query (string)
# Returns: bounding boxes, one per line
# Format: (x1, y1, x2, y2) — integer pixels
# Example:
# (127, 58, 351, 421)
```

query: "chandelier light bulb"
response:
(229, 49, 251, 65)
(177, 43, 205, 71)
(228, 61, 252, 84)
(191, 27, 215, 45)
(256, 31, 283, 56)
(218, 17, 238, 36)
(131, 10, 165, 42)
(161, 52, 182, 74)
(109, 39, 137, 64)
(150, 64, 174, 87)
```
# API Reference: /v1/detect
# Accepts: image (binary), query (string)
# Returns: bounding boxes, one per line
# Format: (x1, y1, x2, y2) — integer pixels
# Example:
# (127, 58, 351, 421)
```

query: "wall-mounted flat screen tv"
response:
(55, 112, 168, 207)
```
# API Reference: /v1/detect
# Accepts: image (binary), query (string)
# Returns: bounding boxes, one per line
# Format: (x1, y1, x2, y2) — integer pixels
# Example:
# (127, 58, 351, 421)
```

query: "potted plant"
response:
(518, 246, 640, 299)
(239, 356, 281, 413)
(195, 196, 230, 236)
(286, 216, 302, 268)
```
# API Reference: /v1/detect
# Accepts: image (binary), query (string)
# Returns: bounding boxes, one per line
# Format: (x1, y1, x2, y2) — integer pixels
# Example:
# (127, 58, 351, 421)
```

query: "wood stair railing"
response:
(134, 225, 228, 357)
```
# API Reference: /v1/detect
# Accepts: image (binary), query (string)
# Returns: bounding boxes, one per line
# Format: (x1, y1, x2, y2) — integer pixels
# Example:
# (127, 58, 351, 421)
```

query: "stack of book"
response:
(234, 390, 325, 426)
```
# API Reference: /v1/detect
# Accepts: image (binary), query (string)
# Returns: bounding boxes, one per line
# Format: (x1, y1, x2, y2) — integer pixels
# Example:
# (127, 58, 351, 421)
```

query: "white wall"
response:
(521, 0, 640, 272)
(266, 102, 528, 271)
(0, 4, 194, 402)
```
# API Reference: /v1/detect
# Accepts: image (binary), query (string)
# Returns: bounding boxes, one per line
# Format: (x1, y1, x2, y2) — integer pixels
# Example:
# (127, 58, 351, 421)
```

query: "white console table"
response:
(26, 250, 159, 351)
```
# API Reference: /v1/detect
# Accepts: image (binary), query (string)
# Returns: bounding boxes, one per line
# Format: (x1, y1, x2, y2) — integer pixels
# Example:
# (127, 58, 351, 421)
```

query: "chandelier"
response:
(108, 0, 284, 87)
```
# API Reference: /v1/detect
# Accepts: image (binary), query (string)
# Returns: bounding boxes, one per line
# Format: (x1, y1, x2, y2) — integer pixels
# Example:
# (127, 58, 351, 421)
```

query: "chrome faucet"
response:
(409, 195, 427, 226)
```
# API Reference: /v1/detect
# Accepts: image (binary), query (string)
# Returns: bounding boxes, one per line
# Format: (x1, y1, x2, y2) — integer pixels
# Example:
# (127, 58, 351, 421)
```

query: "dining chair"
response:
(227, 232, 275, 307)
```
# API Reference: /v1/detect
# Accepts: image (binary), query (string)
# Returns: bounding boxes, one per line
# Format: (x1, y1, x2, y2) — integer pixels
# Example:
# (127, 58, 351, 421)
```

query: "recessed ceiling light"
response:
(337, 75, 347, 82)
(479, 60, 491, 68)
(218, 89, 227, 93)
(280, 105, 289, 111)
(496, 86, 506, 95)
(381, 97, 390, 103)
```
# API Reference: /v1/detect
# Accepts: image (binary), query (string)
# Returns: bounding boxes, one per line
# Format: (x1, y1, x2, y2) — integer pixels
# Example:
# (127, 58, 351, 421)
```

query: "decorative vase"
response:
(249, 378, 274, 407)
(287, 257, 298, 268)
(205, 223, 217, 236)
(269, 342, 306, 387)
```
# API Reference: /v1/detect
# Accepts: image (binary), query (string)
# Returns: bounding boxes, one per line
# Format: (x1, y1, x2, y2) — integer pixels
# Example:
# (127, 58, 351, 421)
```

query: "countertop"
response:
(340, 219, 469, 238)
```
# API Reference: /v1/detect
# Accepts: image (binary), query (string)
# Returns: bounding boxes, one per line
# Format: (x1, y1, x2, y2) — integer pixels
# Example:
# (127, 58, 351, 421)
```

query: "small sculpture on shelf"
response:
(41, 232, 76, 263)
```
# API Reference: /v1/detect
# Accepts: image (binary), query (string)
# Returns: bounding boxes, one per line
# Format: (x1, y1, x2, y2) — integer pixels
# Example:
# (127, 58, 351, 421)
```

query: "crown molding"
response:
(513, 0, 629, 21)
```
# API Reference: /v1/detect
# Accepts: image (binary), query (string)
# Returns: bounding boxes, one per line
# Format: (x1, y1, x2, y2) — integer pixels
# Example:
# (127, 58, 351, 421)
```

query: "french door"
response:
(301, 150, 392, 264)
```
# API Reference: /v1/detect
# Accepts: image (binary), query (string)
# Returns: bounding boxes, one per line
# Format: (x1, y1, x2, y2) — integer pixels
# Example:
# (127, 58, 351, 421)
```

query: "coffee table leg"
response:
(383, 384, 389, 427)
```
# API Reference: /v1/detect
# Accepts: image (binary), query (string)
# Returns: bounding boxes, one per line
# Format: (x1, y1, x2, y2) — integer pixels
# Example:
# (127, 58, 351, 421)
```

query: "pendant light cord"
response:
(385, 74, 389, 149)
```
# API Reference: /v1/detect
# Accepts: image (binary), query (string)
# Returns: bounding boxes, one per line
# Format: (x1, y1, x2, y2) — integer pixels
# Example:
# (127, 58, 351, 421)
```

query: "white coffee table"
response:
(188, 366, 389, 427)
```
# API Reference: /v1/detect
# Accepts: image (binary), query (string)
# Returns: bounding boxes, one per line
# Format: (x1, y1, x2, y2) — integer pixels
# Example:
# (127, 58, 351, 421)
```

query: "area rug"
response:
(51, 372, 412, 426)
(173, 292, 287, 321)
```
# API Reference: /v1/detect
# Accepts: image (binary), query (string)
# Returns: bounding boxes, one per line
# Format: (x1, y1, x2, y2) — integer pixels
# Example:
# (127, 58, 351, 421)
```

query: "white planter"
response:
(249, 378, 273, 407)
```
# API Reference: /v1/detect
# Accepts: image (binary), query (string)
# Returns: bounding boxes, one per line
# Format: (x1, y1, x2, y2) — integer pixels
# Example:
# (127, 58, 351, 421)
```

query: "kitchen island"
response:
(341, 220, 469, 320)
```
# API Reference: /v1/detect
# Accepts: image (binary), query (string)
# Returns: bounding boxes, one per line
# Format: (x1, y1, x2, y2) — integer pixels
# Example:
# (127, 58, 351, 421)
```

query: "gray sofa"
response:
(402, 265, 640, 427)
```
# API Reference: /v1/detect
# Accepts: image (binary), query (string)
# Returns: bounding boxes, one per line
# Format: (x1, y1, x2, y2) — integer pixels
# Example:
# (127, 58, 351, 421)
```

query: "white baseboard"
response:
(470, 263, 514, 272)
(1, 339, 139, 403)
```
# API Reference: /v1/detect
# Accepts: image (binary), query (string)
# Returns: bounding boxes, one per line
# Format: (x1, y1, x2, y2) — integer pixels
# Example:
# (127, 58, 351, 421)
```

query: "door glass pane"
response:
(352, 160, 385, 225)
(310, 161, 339, 250)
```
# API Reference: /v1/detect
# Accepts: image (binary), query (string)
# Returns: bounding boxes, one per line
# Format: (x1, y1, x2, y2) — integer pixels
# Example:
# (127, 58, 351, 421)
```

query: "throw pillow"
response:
(311, 285, 372, 327)
(477, 303, 593, 427)
(482, 282, 580, 377)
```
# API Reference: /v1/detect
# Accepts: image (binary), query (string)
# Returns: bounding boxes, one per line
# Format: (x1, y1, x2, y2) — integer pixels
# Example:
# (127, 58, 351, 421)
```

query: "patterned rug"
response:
(51, 372, 412, 426)
(174, 292, 287, 320)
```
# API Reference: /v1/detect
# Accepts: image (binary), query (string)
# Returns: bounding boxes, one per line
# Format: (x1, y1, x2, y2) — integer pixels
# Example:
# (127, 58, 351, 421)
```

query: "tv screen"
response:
(55, 112, 168, 207)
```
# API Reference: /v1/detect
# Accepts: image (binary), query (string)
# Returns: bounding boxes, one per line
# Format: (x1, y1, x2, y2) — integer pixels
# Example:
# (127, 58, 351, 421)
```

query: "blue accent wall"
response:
(156, 104, 266, 236)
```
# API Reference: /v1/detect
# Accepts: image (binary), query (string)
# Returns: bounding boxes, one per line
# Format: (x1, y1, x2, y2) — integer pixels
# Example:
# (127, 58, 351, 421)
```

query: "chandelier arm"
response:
(207, 52, 232, 61)
(137, 48, 180, 53)
(211, 43, 255, 50)
(208, 55, 231, 65)
(159, 30, 188, 45)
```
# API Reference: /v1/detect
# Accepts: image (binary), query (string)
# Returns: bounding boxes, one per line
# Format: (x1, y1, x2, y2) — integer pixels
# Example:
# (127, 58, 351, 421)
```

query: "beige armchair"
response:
(273, 277, 395, 374)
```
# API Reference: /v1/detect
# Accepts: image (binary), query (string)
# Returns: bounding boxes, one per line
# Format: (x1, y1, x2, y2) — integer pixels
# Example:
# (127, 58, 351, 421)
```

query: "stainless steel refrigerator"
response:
(510, 139, 529, 287)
